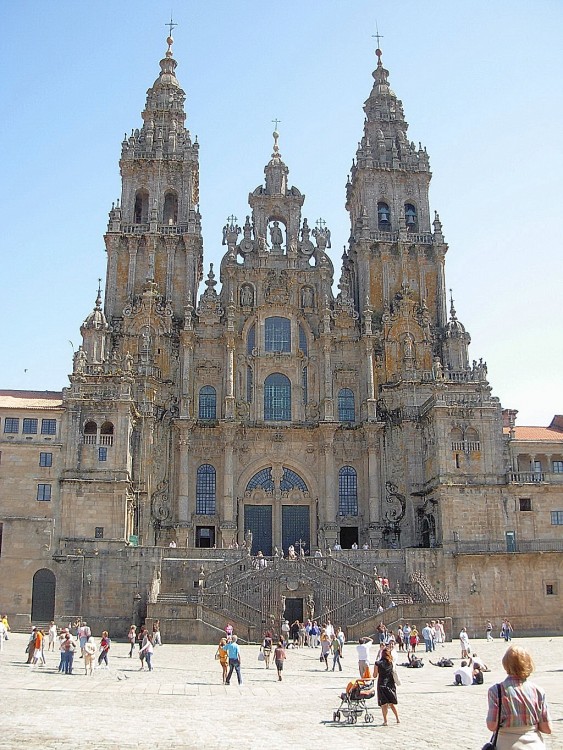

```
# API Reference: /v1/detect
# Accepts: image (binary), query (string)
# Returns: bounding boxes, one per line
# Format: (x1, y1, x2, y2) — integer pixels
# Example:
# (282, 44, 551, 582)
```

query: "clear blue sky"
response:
(1, 1, 561, 426)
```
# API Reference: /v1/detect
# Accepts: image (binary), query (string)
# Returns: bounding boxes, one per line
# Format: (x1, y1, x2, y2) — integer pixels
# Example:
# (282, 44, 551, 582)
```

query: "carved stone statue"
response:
(432, 356, 444, 380)
(306, 594, 315, 621)
(269, 221, 283, 252)
(73, 346, 87, 374)
(245, 529, 253, 553)
(301, 286, 314, 308)
(240, 285, 253, 307)
(280, 594, 286, 617)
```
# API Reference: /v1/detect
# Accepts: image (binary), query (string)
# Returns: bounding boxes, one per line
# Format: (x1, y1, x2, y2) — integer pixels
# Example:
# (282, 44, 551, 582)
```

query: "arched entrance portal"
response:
(243, 466, 312, 555)
(31, 568, 56, 622)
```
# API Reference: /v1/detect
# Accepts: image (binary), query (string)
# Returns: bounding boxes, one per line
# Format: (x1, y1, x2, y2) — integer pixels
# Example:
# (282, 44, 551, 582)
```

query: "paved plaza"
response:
(0, 632, 561, 749)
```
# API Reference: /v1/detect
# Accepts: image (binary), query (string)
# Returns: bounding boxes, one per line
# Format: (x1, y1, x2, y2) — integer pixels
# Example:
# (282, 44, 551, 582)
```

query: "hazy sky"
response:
(1, 1, 561, 426)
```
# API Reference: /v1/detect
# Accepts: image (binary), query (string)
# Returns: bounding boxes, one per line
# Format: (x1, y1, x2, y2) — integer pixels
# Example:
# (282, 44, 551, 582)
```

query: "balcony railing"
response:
(452, 539, 563, 554)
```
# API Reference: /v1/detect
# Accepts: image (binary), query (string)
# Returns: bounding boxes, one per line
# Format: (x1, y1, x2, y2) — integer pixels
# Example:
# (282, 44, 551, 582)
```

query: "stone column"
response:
(365, 339, 377, 421)
(177, 433, 191, 522)
(322, 341, 334, 420)
(436, 249, 448, 327)
(366, 427, 384, 548)
(225, 338, 235, 419)
(126, 240, 138, 299)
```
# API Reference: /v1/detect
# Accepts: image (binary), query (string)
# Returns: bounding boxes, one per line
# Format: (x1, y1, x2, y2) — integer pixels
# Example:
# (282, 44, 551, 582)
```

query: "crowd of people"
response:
(20, 619, 162, 675)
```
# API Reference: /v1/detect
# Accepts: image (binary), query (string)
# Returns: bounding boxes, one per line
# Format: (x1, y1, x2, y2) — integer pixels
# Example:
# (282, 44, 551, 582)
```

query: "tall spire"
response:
(264, 127, 289, 196)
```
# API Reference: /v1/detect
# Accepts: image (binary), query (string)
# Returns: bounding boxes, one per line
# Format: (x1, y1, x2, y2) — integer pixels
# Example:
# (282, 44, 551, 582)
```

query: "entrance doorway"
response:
(282, 505, 310, 555)
(196, 526, 215, 548)
(340, 526, 359, 549)
(244, 505, 273, 555)
(31, 568, 55, 622)
(284, 597, 303, 624)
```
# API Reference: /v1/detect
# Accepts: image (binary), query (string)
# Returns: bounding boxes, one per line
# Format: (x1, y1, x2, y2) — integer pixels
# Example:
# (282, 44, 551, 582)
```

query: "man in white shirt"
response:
(453, 660, 473, 685)
(356, 637, 373, 677)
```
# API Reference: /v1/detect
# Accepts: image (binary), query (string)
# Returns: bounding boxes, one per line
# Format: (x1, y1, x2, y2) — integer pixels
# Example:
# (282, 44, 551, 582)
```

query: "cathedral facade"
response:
(0, 36, 561, 639)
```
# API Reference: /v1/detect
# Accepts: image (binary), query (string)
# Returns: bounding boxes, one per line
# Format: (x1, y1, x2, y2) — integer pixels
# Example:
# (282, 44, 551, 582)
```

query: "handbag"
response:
(258, 650, 265, 662)
(482, 683, 502, 750)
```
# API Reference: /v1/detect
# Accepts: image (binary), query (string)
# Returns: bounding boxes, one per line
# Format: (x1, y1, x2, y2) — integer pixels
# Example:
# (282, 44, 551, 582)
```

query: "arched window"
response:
(198, 386, 217, 420)
(280, 468, 308, 493)
(265, 317, 291, 353)
(196, 464, 216, 514)
(405, 203, 417, 231)
(83, 420, 97, 445)
(264, 373, 291, 421)
(163, 191, 178, 225)
(338, 388, 355, 422)
(247, 324, 255, 355)
(100, 421, 114, 447)
(246, 366, 253, 403)
(339, 466, 358, 516)
(378, 201, 391, 229)
(246, 468, 274, 492)
(298, 323, 308, 355)
(134, 189, 149, 224)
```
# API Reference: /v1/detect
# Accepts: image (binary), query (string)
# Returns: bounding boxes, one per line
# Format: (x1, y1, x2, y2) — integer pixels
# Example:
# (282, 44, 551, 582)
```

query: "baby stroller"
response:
(333, 678, 376, 724)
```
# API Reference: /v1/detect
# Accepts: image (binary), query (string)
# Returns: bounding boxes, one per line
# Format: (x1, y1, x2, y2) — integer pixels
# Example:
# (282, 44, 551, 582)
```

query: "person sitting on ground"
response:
(430, 656, 454, 667)
(472, 663, 484, 685)
(454, 659, 473, 685)
(471, 652, 490, 672)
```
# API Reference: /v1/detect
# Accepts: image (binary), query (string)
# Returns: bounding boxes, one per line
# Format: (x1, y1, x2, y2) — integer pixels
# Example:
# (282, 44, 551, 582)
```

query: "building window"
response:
(246, 468, 274, 492)
(247, 324, 255, 355)
(339, 466, 358, 516)
(198, 386, 217, 420)
(41, 419, 57, 435)
(37, 484, 52, 502)
(3, 418, 19, 434)
(246, 366, 253, 403)
(196, 464, 216, 515)
(134, 188, 149, 224)
(264, 373, 291, 421)
(377, 201, 391, 229)
(298, 323, 308, 355)
(280, 468, 308, 493)
(405, 203, 417, 230)
(545, 582, 558, 596)
(23, 418, 38, 434)
(83, 421, 97, 445)
(98, 447, 108, 462)
(95, 527, 104, 539)
(39, 452, 52, 468)
(265, 317, 291, 353)
(519, 498, 532, 512)
(163, 191, 178, 224)
(553, 460, 563, 473)
(551, 511, 563, 525)
(338, 388, 355, 422)
(100, 422, 114, 446)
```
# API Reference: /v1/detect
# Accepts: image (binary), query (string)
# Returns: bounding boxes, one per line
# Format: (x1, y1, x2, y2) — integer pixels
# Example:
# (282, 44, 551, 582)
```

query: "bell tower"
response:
(104, 33, 203, 322)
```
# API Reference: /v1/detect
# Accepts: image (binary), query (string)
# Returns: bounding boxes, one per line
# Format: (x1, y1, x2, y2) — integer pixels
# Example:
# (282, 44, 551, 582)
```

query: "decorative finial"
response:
(95, 278, 102, 309)
(372, 23, 384, 61)
(272, 119, 281, 156)
(449, 289, 457, 319)
(165, 16, 177, 56)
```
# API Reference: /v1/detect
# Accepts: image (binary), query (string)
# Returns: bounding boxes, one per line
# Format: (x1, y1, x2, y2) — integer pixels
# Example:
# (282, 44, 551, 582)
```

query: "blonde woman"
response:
(486, 646, 551, 749)
(216, 637, 229, 684)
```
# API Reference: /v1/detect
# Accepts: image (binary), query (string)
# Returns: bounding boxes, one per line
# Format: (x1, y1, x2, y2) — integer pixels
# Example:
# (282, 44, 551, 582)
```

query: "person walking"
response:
(274, 641, 286, 681)
(127, 625, 137, 657)
(261, 632, 273, 669)
(98, 631, 111, 669)
(486, 645, 552, 749)
(46, 621, 57, 652)
(83, 636, 96, 675)
(486, 620, 494, 641)
(373, 646, 400, 726)
(320, 632, 331, 670)
(216, 637, 229, 683)
(459, 627, 471, 659)
(223, 635, 242, 685)
(61, 632, 76, 675)
(330, 633, 343, 672)
(356, 636, 373, 677)
(409, 626, 419, 653)
(139, 633, 154, 671)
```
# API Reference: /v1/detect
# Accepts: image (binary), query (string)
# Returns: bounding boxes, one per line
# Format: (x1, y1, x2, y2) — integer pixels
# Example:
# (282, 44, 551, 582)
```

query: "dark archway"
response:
(31, 568, 56, 622)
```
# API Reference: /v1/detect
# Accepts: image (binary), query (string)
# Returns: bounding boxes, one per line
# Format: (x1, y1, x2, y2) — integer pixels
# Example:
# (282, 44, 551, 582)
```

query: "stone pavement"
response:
(0, 633, 561, 750)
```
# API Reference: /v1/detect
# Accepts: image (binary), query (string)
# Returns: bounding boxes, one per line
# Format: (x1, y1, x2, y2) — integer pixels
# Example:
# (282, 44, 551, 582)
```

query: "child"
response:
(274, 641, 286, 681)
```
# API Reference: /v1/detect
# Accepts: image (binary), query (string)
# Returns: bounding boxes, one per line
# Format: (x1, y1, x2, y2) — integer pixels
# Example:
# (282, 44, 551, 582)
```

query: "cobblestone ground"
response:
(0, 633, 561, 749)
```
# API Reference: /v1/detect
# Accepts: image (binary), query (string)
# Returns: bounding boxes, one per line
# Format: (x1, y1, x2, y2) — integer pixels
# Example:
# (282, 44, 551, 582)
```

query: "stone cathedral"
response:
(1, 35, 561, 640)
